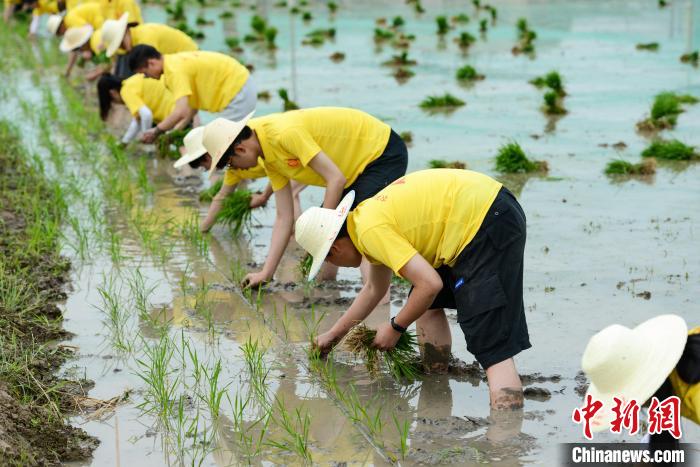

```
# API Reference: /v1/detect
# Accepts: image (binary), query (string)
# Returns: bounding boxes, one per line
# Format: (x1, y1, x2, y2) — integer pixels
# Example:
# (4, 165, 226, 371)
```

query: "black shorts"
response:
(423, 187, 531, 369)
(343, 129, 408, 208)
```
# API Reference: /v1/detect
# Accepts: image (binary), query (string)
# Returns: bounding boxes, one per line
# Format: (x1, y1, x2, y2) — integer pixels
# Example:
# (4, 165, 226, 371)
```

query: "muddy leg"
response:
(485, 358, 523, 410)
(486, 404, 524, 442)
(416, 308, 452, 373)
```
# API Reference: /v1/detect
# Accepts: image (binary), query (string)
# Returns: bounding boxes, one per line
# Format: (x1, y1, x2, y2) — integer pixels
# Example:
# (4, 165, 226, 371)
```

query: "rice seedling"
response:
(513, 18, 536, 55)
(392, 16, 405, 29)
(175, 22, 205, 40)
(64, 215, 90, 261)
(257, 90, 271, 101)
(680, 51, 699, 66)
(200, 359, 229, 421)
(382, 51, 417, 67)
(374, 27, 394, 43)
(303, 28, 336, 47)
(658, 0, 668, 7)
(428, 159, 467, 169)
(393, 413, 410, 459)
(195, 15, 213, 26)
(451, 13, 470, 24)
(95, 275, 133, 352)
(225, 36, 243, 53)
(266, 398, 313, 462)
(219, 10, 234, 19)
(636, 42, 659, 51)
(495, 142, 548, 173)
(419, 93, 465, 112)
(485, 4, 498, 22)
(543, 90, 567, 115)
(399, 131, 413, 145)
(392, 67, 415, 82)
(342, 323, 421, 381)
(302, 11, 313, 22)
(274, 0, 287, 6)
(298, 253, 313, 279)
(199, 180, 223, 202)
(328, 1, 338, 13)
(605, 158, 657, 176)
(329, 51, 346, 63)
(456, 65, 484, 82)
(278, 88, 300, 111)
(215, 189, 254, 236)
(155, 129, 189, 160)
(166, 0, 185, 20)
(479, 18, 488, 33)
(135, 333, 180, 428)
(194, 280, 216, 340)
(455, 31, 476, 51)
(472, 0, 481, 8)
(230, 259, 246, 284)
(637, 92, 698, 131)
(641, 139, 697, 160)
(391, 32, 415, 49)
(436, 16, 450, 35)
(529, 71, 566, 96)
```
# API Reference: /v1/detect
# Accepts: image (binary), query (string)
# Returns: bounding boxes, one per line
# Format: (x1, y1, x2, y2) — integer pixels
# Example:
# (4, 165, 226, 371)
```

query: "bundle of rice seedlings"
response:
(637, 92, 698, 131)
(529, 71, 566, 96)
(278, 88, 299, 111)
(428, 159, 467, 169)
(436, 16, 450, 35)
(215, 189, 254, 235)
(605, 158, 657, 176)
(156, 129, 189, 160)
(454, 31, 476, 51)
(298, 252, 313, 278)
(512, 18, 536, 54)
(342, 323, 421, 380)
(199, 180, 223, 202)
(456, 65, 484, 82)
(641, 139, 697, 160)
(636, 42, 659, 51)
(680, 51, 699, 66)
(419, 93, 465, 110)
(495, 142, 548, 173)
(543, 91, 567, 115)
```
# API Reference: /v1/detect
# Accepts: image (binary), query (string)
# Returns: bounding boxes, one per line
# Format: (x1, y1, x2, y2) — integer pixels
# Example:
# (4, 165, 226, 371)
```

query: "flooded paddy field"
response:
(1, 0, 699, 465)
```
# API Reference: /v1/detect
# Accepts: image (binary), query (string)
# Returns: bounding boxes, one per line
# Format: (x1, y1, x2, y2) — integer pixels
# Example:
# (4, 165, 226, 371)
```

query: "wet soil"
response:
(0, 126, 98, 464)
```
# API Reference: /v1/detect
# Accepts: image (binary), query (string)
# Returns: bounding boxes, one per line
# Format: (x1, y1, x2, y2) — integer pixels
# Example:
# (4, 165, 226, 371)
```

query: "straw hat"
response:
(59, 25, 93, 53)
(201, 111, 255, 179)
(101, 12, 129, 57)
(47, 14, 63, 35)
(581, 314, 687, 433)
(173, 127, 207, 168)
(294, 191, 355, 281)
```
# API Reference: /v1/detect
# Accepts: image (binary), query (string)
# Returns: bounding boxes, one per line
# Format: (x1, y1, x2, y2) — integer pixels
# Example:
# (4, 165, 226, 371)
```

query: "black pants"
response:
(426, 187, 531, 369)
(343, 129, 408, 209)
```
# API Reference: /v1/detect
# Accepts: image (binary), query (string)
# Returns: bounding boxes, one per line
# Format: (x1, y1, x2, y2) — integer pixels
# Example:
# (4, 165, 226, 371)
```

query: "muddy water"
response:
(5, 0, 699, 465)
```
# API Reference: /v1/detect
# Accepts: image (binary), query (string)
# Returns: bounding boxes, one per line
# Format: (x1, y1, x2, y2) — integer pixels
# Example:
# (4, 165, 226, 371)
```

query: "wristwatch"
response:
(390, 316, 407, 334)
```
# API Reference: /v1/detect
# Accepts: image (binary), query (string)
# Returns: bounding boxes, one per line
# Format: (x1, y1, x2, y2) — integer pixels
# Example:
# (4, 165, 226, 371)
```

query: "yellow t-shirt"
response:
(33, 0, 58, 16)
(65, 0, 98, 10)
(63, 2, 103, 29)
(223, 159, 267, 186)
(250, 107, 391, 191)
(670, 326, 700, 425)
(99, 0, 141, 22)
(162, 51, 249, 113)
(120, 73, 175, 123)
(89, 28, 102, 53)
(347, 169, 502, 275)
(127, 23, 198, 55)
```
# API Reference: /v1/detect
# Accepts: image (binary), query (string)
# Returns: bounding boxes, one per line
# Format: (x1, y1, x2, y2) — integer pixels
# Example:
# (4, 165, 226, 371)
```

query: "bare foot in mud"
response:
(491, 387, 525, 410)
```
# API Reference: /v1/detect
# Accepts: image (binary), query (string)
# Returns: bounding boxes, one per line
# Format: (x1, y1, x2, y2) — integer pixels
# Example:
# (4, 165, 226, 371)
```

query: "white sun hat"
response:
(581, 314, 688, 433)
(101, 12, 129, 57)
(59, 25, 94, 53)
(173, 126, 207, 168)
(294, 191, 355, 281)
(47, 14, 63, 35)
(201, 111, 255, 179)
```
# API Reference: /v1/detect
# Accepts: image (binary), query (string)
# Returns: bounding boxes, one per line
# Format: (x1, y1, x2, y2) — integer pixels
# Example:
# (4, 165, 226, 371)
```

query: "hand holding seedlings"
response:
(241, 271, 270, 289)
(249, 191, 269, 208)
(371, 321, 402, 351)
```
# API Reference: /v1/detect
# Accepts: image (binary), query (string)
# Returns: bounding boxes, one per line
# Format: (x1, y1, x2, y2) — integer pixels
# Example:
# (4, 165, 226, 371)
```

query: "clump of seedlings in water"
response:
(485, 4, 498, 23)
(641, 139, 698, 160)
(302, 11, 313, 22)
(495, 142, 548, 173)
(175, 22, 205, 40)
(391, 32, 415, 50)
(195, 15, 214, 26)
(244, 15, 278, 50)
(454, 31, 476, 51)
(225, 36, 243, 53)
(419, 93, 465, 112)
(303, 28, 335, 46)
(406, 0, 425, 14)
(605, 158, 657, 176)
(436, 16, 451, 35)
(636, 92, 698, 132)
(166, 0, 185, 21)
(451, 13, 470, 24)
(156, 129, 189, 159)
(393, 67, 415, 82)
(199, 180, 223, 202)
(456, 65, 484, 83)
(680, 51, 699, 66)
(479, 18, 488, 34)
(219, 10, 234, 19)
(530, 71, 567, 115)
(278, 88, 299, 111)
(215, 189, 254, 235)
(428, 159, 467, 169)
(382, 51, 417, 67)
(513, 18, 537, 55)
(329, 51, 345, 62)
(328, 1, 338, 13)
(298, 253, 312, 278)
(391, 15, 405, 29)
(257, 90, 271, 101)
(636, 42, 659, 51)
(342, 323, 421, 381)
(374, 27, 394, 43)
(399, 131, 413, 145)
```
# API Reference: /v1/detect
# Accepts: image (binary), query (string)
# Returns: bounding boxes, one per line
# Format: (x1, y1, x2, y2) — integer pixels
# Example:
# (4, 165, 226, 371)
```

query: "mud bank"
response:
(0, 121, 98, 465)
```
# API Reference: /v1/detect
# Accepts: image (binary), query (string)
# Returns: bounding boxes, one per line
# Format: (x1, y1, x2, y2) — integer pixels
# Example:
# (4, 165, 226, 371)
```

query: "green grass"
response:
(641, 139, 697, 160)
(495, 142, 548, 173)
(419, 93, 465, 109)
(216, 189, 254, 235)
(199, 180, 223, 202)
(605, 159, 657, 176)
(456, 65, 484, 82)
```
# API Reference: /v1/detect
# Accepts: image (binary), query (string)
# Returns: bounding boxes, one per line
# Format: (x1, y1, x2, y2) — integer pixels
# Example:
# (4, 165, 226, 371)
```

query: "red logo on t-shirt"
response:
(391, 177, 406, 185)
(287, 159, 301, 167)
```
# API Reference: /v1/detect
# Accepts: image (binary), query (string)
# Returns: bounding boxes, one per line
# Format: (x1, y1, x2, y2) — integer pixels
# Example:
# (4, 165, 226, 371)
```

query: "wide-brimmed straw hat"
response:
(173, 127, 207, 168)
(101, 12, 129, 57)
(47, 14, 63, 35)
(59, 25, 93, 53)
(201, 111, 255, 179)
(294, 191, 355, 281)
(581, 314, 687, 433)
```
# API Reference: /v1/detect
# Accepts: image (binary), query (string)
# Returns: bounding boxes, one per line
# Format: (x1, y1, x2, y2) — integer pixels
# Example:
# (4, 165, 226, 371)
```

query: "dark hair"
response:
(234, 125, 253, 145)
(97, 73, 123, 121)
(128, 44, 162, 72)
(336, 220, 349, 239)
(188, 157, 205, 169)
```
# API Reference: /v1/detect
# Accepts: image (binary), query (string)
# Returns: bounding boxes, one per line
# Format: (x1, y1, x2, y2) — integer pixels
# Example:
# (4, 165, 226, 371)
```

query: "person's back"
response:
(129, 23, 197, 55)
(163, 51, 249, 113)
(120, 73, 175, 123)
(64, 1, 102, 28)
